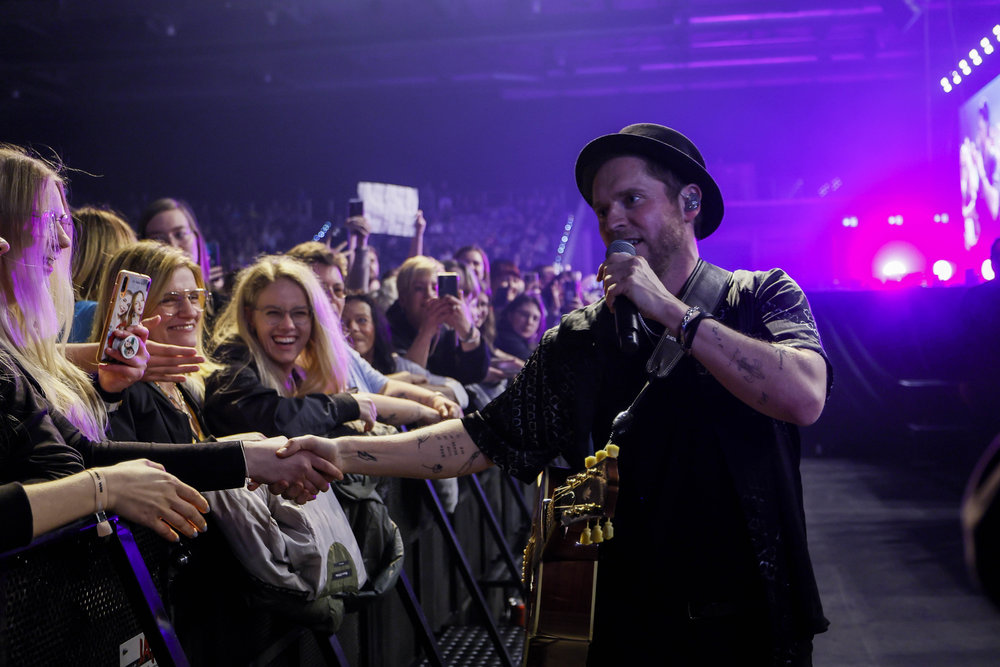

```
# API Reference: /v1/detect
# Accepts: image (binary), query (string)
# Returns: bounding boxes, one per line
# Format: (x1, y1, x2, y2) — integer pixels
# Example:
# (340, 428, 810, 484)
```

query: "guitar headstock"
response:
(550, 444, 620, 545)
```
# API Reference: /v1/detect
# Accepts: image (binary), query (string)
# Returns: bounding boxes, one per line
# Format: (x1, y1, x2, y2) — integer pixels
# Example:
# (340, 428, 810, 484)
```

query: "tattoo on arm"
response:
(457, 451, 482, 476)
(758, 391, 768, 406)
(775, 346, 785, 370)
(729, 349, 766, 383)
(423, 463, 444, 474)
(357, 450, 377, 462)
(711, 323, 724, 348)
(416, 432, 431, 447)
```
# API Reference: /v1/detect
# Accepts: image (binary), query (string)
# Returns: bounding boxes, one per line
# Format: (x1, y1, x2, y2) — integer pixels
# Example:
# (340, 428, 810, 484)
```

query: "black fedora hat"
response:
(575, 123, 724, 239)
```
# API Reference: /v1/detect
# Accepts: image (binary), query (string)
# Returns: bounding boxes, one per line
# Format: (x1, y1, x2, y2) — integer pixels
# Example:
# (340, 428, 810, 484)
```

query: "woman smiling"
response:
(91, 241, 216, 443)
(204, 255, 383, 439)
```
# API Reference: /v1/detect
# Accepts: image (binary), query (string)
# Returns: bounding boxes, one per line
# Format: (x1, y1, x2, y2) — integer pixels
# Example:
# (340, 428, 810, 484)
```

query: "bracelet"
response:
(681, 311, 715, 355)
(677, 306, 701, 348)
(86, 468, 113, 537)
(461, 327, 480, 344)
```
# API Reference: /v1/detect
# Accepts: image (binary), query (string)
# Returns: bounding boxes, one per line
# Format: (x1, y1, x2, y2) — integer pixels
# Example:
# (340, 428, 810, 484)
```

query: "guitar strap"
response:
(609, 259, 733, 442)
(645, 258, 733, 380)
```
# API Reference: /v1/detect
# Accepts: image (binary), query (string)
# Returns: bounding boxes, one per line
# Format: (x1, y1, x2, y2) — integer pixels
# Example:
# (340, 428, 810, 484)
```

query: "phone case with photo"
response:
(96, 270, 152, 364)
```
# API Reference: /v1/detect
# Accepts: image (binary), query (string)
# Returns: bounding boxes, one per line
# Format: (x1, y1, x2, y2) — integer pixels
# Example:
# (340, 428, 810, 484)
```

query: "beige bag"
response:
(204, 486, 368, 599)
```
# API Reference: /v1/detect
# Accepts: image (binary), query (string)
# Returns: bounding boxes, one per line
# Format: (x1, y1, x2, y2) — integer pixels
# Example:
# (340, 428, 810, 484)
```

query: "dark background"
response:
(4, 0, 999, 285)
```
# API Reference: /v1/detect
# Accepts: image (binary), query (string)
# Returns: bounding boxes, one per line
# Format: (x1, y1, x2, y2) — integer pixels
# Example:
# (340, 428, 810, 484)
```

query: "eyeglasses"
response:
(158, 289, 208, 316)
(322, 283, 346, 301)
(254, 306, 312, 327)
(34, 211, 73, 236)
(148, 227, 193, 245)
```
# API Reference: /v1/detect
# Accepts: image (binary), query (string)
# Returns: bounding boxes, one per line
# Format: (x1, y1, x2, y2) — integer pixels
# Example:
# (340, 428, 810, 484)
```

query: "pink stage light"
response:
(881, 259, 908, 280)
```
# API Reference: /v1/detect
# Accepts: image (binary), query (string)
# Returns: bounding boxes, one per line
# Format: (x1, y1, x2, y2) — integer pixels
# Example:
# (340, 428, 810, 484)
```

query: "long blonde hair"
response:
(212, 254, 350, 397)
(92, 241, 215, 399)
(0, 144, 105, 440)
(71, 207, 137, 301)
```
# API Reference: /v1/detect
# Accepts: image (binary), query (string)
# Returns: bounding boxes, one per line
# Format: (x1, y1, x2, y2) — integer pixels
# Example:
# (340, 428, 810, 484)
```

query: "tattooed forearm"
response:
(729, 349, 766, 383)
(457, 451, 483, 476)
(438, 440, 467, 460)
(357, 450, 377, 462)
(710, 322, 724, 348)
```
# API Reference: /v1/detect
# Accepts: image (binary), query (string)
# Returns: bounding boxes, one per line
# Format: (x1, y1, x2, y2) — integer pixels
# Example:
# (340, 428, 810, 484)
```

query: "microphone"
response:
(605, 240, 641, 355)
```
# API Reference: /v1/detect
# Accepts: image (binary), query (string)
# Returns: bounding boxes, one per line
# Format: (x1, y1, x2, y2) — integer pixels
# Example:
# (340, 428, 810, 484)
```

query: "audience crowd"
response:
(0, 143, 607, 658)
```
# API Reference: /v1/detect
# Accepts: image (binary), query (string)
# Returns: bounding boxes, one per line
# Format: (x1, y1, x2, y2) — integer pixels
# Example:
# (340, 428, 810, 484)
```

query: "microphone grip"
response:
(615, 296, 641, 354)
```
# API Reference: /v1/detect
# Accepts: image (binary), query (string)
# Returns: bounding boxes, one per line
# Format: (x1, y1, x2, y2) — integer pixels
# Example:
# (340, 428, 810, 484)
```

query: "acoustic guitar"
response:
(521, 444, 620, 666)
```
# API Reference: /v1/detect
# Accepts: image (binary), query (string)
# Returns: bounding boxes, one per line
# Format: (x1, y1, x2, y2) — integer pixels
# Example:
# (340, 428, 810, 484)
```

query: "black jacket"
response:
(204, 340, 361, 438)
(1, 353, 247, 552)
(109, 381, 209, 444)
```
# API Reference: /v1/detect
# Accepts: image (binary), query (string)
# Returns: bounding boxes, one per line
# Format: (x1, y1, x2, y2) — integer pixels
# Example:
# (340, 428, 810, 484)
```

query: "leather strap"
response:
(645, 259, 732, 380)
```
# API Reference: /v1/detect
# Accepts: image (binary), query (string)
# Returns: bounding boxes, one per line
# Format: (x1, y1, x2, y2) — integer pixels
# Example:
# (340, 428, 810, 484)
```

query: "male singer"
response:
(281, 124, 832, 665)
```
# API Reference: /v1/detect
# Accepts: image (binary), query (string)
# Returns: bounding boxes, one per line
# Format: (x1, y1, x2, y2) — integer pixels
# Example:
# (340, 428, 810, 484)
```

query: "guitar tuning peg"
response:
(592, 523, 604, 543)
(603, 519, 614, 540)
(584, 455, 597, 469)
(580, 524, 592, 545)
(594, 449, 607, 463)
(605, 444, 620, 459)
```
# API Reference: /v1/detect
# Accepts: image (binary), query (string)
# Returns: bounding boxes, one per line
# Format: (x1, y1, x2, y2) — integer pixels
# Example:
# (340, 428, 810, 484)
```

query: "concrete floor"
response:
(805, 456, 1000, 667)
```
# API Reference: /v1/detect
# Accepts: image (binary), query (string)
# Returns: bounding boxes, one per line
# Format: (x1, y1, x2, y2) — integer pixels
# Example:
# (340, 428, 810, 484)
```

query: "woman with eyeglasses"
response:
(138, 198, 228, 338)
(0, 147, 339, 551)
(90, 241, 217, 443)
(204, 254, 386, 440)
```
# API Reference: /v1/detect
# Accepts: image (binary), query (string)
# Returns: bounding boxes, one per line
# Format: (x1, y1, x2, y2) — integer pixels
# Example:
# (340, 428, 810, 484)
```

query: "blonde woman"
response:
(386, 255, 490, 385)
(206, 255, 375, 437)
(0, 145, 339, 551)
(91, 241, 218, 443)
(204, 255, 447, 437)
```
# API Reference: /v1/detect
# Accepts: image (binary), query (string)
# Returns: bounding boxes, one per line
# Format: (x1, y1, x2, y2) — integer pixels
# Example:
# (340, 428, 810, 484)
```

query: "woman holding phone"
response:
(385, 255, 490, 385)
(91, 241, 217, 443)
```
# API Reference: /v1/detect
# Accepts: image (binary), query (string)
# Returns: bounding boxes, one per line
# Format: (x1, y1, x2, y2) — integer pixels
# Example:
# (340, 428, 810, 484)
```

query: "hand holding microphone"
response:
(604, 240, 641, 355)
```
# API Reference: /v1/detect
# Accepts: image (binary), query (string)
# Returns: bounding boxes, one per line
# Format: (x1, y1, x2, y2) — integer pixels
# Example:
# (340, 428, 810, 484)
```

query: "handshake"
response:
(241, 435, 345, 505)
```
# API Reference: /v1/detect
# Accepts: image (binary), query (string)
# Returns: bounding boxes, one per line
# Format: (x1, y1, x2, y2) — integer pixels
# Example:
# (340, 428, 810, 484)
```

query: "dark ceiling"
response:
(2, 0, 999, 107)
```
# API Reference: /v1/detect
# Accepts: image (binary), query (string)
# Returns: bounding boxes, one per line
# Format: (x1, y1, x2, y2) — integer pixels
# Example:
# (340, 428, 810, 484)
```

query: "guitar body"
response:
(522, 448, 619, 666)
(524, 559, 597, 666)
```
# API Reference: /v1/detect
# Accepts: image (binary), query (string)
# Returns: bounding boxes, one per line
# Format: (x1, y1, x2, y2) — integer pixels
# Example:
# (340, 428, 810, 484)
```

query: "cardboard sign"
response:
(357, 182, 419, 237)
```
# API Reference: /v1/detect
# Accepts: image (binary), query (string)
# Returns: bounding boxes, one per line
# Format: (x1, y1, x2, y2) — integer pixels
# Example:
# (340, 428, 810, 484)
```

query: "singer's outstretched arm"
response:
(278, 419, 493, 480)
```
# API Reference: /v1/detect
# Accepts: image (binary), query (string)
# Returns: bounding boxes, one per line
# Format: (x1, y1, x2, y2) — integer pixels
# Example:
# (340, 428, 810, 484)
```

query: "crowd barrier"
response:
(0, 469, 534, 667)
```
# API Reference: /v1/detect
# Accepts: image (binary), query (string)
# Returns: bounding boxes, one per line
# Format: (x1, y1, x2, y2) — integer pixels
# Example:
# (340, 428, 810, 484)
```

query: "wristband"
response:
(461, 327, 480, 344)
(677, 306, 701, 349)
(681, 310, 715, 354)
(86, 468, 113, 537)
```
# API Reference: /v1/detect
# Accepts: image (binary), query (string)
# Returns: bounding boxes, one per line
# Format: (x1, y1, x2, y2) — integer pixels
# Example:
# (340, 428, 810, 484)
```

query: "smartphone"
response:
(96, 269, 152, 364)
(348, 198, 364, 218)
(437, 272, 459, 298)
